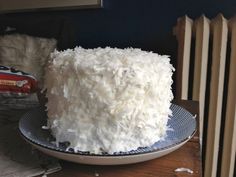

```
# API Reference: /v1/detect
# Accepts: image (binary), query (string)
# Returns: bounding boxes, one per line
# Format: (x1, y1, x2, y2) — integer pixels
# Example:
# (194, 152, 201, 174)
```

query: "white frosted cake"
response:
(44, 47, 174, 154)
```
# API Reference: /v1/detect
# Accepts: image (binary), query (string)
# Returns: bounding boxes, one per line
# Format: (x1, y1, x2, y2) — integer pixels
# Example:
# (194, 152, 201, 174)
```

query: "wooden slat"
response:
(173, 16, 193, 100)
(192, 15, 210, 146)
(220, 17, 236, 177)
(204, 14, 228, 177)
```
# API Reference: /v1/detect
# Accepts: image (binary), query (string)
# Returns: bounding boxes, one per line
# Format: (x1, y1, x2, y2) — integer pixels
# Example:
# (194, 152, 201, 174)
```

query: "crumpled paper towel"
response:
(0, 120, 61, 177)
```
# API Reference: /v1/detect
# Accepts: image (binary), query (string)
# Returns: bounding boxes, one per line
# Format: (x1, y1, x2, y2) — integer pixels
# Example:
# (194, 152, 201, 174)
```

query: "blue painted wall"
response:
(3, 0, 236, 54)
(67, 0, 235, 53)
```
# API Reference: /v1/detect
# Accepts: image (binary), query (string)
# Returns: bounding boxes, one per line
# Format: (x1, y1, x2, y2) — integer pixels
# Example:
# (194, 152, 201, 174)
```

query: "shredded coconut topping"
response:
(44, 47, 174, 154)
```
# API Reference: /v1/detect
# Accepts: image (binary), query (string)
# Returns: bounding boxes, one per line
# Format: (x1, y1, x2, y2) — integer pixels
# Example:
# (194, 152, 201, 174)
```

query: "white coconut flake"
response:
(94, 172, 99, 177)
(42, 125, 50, 130)
(175, 168, 194, 174)
(44, 47, 174, 154)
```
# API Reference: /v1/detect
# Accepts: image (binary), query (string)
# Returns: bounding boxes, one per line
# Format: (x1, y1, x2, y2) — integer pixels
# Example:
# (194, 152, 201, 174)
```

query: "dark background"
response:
(1, 1, 236, 56)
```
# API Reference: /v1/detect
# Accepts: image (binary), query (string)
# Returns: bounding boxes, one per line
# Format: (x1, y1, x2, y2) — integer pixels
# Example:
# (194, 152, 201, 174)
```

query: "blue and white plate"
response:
(19, 104, 196, 165)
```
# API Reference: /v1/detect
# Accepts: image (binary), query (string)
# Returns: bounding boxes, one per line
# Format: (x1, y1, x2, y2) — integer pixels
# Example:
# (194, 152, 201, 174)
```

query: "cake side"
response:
(44, 47, 174, 154)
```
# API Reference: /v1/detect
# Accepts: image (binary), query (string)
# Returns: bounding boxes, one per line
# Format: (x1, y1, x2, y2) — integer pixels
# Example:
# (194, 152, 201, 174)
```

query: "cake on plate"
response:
(43, 47, 174, 154)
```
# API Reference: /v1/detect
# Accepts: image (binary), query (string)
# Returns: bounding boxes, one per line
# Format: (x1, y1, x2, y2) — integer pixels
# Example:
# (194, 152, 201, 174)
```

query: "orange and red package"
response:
(0, 65, 38, 95)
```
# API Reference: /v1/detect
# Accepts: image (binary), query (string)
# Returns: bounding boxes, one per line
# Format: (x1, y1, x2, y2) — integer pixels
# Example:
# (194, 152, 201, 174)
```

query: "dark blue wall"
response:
(3, 0, 236, 54)
(67, 0, 236, 54)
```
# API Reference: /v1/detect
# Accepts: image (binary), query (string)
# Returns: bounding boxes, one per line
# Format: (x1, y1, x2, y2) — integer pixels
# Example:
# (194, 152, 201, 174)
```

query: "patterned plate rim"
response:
(19, 104, 197, 157)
